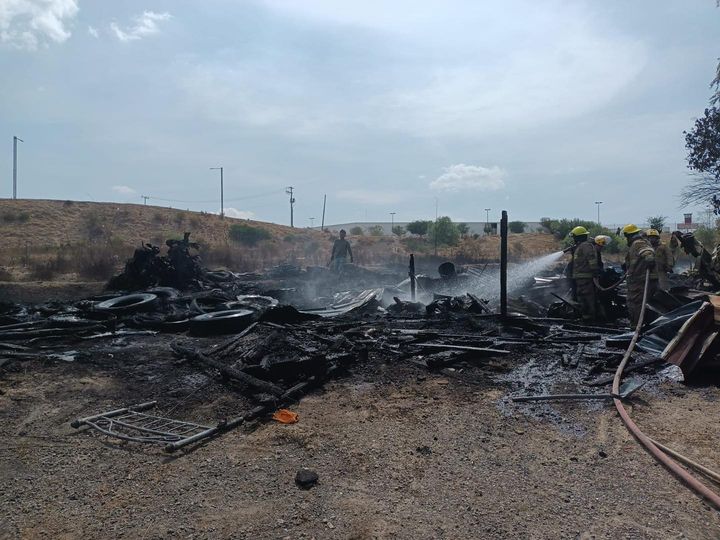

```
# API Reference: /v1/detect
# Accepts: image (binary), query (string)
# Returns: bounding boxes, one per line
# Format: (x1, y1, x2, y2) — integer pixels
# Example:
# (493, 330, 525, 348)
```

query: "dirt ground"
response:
(2, 331, 720, 540)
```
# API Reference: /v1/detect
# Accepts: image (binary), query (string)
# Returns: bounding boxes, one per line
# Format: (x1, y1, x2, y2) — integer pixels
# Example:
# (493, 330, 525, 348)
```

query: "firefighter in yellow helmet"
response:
(623, 224, 657, 327)
(646, 229, 674, 291)
(569, 226, 599, 321)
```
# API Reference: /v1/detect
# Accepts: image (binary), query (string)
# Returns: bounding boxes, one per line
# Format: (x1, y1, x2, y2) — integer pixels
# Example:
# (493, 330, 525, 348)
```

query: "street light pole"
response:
(390, 212, 396, 235)
(13, 136, 23, 200)
(595, 201, 603, 226)
(484, 208, 491, 235)
(210, 167, 224, 218)
(309, 217, 315, 228)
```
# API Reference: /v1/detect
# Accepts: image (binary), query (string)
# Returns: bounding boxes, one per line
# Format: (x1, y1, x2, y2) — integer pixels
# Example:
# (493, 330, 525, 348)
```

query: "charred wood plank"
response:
(414, 343, 509, 355)
(585, 357, 665, 386)
(172, 343, 284, 396)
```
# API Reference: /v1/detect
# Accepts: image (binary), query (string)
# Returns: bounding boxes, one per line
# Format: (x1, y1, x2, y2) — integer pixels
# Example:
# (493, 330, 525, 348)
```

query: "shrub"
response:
(541, 217, 597, 240)
(694, 226, 718, 249)
(368, 225, 384, 236)
(509, 221, 526, 233)
(174, 212, 187, 226)
(647, 215, 667, 233)
(1, 212, 29, 224)
(76, 251, 118, 280)
(406, 220, 430, 236)
(392, 225, 405, 237)
(29, 254, 70, 280)
(457, 223, 469, 238)
(152, 212, 164, 223)
(349, 226, 364, 236)
(82, 211, 107, 239)
(229, 223, 271, 246)
(428, 217, 460, 246)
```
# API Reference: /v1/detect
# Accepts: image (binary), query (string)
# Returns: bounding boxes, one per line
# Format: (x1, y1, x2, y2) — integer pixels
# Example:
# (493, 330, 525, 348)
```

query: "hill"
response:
(0, 200, 562, 287)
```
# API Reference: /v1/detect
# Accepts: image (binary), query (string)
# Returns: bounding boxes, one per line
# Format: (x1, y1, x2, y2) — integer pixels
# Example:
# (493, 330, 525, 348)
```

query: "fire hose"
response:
(593, 274, 625, 292)
(613, 269, 720, 509)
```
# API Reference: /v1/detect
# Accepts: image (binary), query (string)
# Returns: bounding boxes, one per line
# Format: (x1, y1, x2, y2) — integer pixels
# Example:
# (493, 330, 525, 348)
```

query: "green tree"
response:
(349, 226, 364, 236)
(508, 221, 526, 233)
(694, 225, 718, 249)
(368, 225, 384, 236)
(406, 220, 430, 236)
(429, 216, 460, 246)
(541, 217, 597, 240)
(229, 224, 271, 246)
(457, 222, 469, 238)
(681, 106, 720, 209)
(647, 215, 667, 233)
(392, 225, 405, 237)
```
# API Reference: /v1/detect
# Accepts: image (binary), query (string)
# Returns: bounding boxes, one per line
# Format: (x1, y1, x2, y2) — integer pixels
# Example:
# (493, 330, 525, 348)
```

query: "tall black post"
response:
(500, 210, 508, 318)
(409, 254, 416, 302)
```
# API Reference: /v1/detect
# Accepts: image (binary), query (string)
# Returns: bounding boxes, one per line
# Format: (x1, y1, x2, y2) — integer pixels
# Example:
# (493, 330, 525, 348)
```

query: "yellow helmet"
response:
(570, 226, 589, 237)
(646, 228, 660, 237)
(594, 235, 610, 246)
(622, 224, 641, 235)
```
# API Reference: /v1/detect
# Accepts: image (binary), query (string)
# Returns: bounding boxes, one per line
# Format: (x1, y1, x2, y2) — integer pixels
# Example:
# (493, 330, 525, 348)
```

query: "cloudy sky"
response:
(1, 1, 718, 227)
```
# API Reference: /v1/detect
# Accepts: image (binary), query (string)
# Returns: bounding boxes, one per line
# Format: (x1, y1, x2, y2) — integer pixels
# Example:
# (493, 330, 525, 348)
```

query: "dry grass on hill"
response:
(0, 200, 562, 284)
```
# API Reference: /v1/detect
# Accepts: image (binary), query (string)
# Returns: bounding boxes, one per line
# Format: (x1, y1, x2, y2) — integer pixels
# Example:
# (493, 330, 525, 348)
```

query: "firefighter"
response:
(569, 226, 598, 322)
(646, 229, 674, 291)
(622, 224, 657, 327)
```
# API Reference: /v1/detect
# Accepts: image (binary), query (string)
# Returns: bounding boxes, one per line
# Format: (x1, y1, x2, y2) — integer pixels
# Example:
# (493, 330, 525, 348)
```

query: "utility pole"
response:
(390, 212, 396, 235)
(210, 167, 224, 218)
(286, 186, 295, 227)
(141, 195, 149, 205)
(595, 201, 603, 226)
(321, 194, 327, 231)
(309, 217, 315, 228)
(434, 198, 439, 256)
(12, 136, 23, 200)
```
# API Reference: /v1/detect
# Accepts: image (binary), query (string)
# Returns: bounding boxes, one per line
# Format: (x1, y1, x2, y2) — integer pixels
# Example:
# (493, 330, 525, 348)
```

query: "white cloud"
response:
(430, 164, 506, 192)
(252, 1, 646, 138)
(223, 208, 255, 220)
(179, 62, 337, 136)
(87, 25, 98, 38)
(0, 0, 79, 50)
(112, 185, 136, 195)
(110, 11, 171, 42)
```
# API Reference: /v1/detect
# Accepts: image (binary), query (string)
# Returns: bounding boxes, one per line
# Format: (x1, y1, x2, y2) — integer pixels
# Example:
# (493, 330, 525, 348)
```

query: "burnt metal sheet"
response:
(661, 302, 718, 380)
(299, 288, 384, 318)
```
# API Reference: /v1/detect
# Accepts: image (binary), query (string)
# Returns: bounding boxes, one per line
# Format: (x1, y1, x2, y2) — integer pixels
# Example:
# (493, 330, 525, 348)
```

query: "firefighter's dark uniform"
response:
(572, 240, 598, 321)
(625, 236, 657, 327)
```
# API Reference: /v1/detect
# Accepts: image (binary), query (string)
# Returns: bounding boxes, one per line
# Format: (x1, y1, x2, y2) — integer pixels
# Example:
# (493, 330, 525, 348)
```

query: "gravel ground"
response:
(1, 333, 720, 539)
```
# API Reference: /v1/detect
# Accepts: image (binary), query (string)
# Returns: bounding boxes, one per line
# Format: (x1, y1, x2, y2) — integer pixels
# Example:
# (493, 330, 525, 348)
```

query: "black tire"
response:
(95, 293, 158, 314)
(230, 295, 279, 312)
(205, 270, 234, 282)
(189, 309, 255, 336)
(145, 287, 180, 300)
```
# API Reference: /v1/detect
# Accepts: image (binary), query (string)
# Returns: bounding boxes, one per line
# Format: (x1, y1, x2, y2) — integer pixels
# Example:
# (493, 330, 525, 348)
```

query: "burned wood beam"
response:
(414, 343, 510, 355)
(206, 322, 258, 358)
(585, 357, 665, 386)
(171, 343, 284, 396)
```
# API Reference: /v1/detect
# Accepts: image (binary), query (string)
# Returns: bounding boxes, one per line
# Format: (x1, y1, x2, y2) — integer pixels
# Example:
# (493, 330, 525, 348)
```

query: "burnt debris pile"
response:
(3, 242, 720, 457)
(107, 232, 224, 292)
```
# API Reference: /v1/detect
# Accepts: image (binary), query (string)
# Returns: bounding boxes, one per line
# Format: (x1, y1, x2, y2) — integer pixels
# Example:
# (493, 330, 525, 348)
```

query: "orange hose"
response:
(612, 270, 720, 509)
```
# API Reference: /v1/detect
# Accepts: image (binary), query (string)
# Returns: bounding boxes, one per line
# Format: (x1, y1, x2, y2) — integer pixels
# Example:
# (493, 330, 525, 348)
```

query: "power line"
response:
(144, 188, 284, 205)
